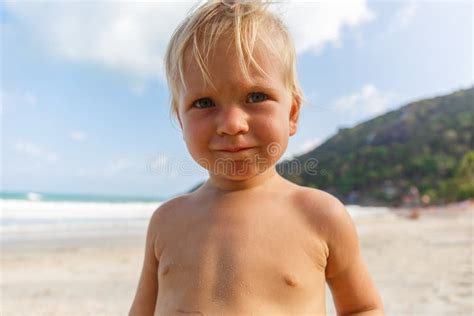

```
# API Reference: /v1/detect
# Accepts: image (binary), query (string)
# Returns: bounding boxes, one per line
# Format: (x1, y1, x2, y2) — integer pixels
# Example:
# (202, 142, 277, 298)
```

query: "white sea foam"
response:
(1, 199, 160, 220)
(26, 192, 42, 201)
(0, 199, 160, 235)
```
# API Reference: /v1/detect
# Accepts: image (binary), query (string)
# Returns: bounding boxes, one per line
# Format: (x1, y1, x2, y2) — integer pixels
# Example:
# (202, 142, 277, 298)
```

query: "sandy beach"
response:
(1, 202, 473, 316)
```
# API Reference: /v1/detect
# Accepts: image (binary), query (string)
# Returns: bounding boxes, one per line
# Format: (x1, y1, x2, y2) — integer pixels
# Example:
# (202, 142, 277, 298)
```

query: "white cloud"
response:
(333, 84, 393, 119)
(4, 1, 194, 79)
(4, 0, 375, 79)
(23, 92, 38, 107)
(148, 154, 170, 173)
(145, 153, 207, 179)
(1, 90, 38, 112)
(13, 140, 59, 163)
(77, 155, 172, 178)
(388, 2, 419, 34)
(131, 82, 147, 96)
(282, 137, 322, 160)
(299, 138, 322, 153)
(147, 153, 183, 178)
(278, 0, 376, 54)
(78, 158, 137, 177)
(106, 158, 135, 174)
(69, 131, 86, 142)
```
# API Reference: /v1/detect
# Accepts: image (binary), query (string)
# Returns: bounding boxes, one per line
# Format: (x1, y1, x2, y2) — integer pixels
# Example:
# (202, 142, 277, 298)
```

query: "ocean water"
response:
(1, 191, 393, 241)
(0, 191, 163, 241)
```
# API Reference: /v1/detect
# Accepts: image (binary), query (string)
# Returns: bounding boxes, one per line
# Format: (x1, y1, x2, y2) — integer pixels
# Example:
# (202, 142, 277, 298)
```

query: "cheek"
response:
(181, 117, 211, 151)
(254, 116, 289, 158)
(258, 110, 290, 137)
(181, 114, 200, 135)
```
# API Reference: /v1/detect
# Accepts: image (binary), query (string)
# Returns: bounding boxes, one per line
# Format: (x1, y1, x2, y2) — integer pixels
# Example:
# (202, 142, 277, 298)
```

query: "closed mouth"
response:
(217, 147, 255, 153)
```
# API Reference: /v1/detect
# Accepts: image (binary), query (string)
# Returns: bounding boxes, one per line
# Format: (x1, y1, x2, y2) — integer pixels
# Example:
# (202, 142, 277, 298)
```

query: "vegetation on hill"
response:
(277, 87, 474, 206)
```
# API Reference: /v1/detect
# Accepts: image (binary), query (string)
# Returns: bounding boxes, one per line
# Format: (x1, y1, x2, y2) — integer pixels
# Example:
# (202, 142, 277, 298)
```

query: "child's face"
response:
(176, 38, 300, 181)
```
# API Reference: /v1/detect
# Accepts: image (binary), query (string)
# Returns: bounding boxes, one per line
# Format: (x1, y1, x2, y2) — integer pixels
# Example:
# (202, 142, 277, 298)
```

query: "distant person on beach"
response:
(130, 1, 384, 315)
(403, 186, 422, 219)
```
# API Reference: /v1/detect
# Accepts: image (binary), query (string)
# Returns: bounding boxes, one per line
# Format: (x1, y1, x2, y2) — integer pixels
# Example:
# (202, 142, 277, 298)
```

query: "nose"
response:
(216, 106, 249, 136)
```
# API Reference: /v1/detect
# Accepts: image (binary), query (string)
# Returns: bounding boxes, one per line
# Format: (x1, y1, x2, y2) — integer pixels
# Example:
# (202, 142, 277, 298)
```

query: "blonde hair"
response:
(164, 0, 303, 115)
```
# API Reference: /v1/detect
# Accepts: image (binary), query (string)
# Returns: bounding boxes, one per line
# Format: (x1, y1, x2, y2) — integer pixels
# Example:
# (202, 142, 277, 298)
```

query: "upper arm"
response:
(129, 207, 161, 316)
(323, 197, 384, 315)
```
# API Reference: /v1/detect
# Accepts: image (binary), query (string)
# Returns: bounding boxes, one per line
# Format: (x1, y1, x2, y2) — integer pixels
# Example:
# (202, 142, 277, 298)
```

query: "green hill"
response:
(277, 87, 474, 206)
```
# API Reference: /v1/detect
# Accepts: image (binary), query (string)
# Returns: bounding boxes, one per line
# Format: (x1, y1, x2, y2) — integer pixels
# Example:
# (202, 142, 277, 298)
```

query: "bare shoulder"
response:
(151, 193, 193, 223)
(291, 185, 344, 210)
(147, 194, 193, 254)
(291, 185, 355, 243)
(290, 185, 349, 235)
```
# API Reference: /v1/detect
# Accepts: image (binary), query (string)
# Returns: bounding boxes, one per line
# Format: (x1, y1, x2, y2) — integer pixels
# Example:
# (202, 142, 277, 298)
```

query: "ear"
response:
(289, 95, 301, 136)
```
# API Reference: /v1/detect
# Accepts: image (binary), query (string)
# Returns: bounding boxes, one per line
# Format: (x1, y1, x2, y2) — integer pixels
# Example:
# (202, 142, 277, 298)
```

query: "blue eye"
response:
(193, 98, 215, 109)
(247, 92, 268, 103)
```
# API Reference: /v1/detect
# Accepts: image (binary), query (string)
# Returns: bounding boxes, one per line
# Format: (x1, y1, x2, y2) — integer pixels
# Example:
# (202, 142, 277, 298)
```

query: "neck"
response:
(204, 166, 281, 192)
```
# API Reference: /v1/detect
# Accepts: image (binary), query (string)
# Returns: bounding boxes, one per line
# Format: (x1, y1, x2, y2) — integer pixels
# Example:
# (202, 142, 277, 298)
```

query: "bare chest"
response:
(155, 201, 328, 311)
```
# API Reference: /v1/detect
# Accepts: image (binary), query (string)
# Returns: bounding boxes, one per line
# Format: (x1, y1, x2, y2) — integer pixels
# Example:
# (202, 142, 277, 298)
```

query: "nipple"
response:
(161, 264, 170, 276)
(283, 274, 298, 287)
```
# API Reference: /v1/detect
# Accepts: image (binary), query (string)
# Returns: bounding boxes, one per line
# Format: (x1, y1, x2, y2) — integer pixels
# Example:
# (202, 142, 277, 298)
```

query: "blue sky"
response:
(1, 1, 472, 199)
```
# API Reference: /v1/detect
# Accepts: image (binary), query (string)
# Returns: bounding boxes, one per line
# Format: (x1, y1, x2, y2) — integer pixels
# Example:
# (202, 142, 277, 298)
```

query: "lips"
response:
(212, 144, 257, 153)
(217, 147, 254, 153)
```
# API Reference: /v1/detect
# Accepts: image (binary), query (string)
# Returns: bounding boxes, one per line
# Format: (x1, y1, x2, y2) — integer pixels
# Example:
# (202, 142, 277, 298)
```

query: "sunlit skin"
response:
(129, 37, 384, 315)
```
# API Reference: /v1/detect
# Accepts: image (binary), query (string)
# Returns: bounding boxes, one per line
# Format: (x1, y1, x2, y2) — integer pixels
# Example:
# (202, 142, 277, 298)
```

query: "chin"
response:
(210, 160, 274, 179)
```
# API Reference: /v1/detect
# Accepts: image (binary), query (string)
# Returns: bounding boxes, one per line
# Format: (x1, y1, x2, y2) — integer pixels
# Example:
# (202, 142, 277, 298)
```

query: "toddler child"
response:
(130, 1, 384, 315)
